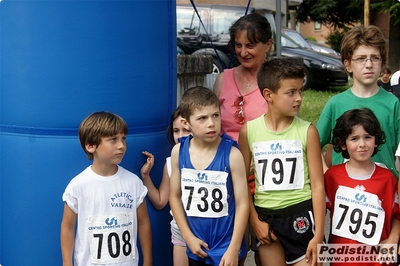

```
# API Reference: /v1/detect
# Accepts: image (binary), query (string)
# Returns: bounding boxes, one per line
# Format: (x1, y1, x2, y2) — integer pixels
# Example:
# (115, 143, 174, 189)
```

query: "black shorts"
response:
(256, 199, 315, 264)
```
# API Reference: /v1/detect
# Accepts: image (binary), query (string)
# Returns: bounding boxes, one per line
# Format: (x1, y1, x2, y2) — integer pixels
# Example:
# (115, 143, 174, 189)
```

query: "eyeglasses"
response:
(351, 56, 382, 65)
(232, 95, 244, 124)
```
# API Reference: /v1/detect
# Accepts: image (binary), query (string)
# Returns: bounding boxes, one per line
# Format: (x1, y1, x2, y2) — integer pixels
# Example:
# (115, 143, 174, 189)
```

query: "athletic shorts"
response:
(171, 219, 186, 246)
(256, 199, 315, 264)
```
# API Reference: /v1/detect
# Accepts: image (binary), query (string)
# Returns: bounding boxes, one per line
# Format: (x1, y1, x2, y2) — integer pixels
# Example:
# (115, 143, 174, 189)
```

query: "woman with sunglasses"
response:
(213, 12, 273, 142)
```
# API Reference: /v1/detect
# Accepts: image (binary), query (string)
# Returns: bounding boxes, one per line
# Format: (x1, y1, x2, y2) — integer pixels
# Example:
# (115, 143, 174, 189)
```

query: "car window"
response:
(283, 30, 311, 49)
(281, 35, 299, 48)
(177, 8, 201, 36)
(211, 9, 243, 35)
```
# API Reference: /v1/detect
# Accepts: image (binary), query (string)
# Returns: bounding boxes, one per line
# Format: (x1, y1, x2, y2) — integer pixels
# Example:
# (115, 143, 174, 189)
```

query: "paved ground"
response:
(243, 212, 331, 266)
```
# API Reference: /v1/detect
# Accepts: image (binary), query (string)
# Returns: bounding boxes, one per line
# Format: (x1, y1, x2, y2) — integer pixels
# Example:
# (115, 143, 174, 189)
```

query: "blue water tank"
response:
(0, 1, 176, 265)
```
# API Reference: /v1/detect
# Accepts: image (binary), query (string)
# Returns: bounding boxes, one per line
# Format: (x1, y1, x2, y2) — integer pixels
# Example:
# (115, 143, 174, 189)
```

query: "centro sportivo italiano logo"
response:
(88, 217, 132, 231)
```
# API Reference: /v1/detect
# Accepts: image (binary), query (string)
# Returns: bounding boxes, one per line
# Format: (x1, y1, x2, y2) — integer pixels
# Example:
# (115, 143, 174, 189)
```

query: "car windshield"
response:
(283, 29, 311, 49)
(211, 9, 243, 36)
(281, 35, 299, 48)
(177, 8, 201, 36)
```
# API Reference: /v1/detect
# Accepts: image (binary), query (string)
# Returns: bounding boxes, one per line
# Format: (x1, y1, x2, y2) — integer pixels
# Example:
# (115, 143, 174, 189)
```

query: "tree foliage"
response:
(371, 0, 400, 25)
(297, 0, 400, 28)
(296, 0, 400, 70)
(325, 29, 347, 53)
(297, 0, 364, 29)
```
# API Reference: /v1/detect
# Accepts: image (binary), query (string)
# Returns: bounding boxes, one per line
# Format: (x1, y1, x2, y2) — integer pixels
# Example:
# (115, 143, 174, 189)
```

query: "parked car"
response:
(305, 39, 340, 57)
(177, 4, 275, 74)
(282, 28, 340, 57)
(281, 34, 348, 89)
(281, 28, 313, 50)
(177, 46, 185, 55)
(176, 4, 348, 89)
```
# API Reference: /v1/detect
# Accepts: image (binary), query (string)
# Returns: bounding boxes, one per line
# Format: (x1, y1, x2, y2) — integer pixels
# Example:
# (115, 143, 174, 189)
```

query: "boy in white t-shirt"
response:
(60, 111, 152, 266)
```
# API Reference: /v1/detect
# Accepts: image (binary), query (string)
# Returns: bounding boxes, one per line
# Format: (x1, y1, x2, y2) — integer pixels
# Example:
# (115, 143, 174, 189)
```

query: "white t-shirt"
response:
(396, 143, 400, 157)
(63, 165, 147, 266)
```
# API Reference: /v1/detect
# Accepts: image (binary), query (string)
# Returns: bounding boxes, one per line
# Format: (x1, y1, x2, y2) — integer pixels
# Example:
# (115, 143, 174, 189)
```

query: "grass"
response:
(300, 85, 348, 125)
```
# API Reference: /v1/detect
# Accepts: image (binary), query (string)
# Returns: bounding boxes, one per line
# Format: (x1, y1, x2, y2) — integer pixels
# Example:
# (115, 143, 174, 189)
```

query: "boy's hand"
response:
(186, 235, 209, 259)
(140, 151, 154, 177)
(219, 248, 239, 266)
(305, 237, 322, 266)
(379, 238, 398, 264)
(252, 219, 277, 245)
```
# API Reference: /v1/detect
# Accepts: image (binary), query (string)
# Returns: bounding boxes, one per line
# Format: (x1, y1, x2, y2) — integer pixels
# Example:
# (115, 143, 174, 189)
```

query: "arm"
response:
(212, 72, 224, 98)
(140, 151, 170, 210)
(60, 203, 77, 266)
(137, 201, 153, 266)
(381, 217, 400, 245)
(238, 125, 276, 245)
(219, 147, 249, 266)
(381, 180, 400, 247)
(305, 125, 326, 266)
(396, 143, 400, 174)
(168, 144, 209, 258)
(323, 144, 333, 170)
(315, 104, 333, 149)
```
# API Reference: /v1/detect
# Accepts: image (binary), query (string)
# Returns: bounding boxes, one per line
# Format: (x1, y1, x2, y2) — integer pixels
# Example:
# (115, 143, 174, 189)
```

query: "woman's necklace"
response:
(241, 68, 257, 88)
(246, 79, 256, 88)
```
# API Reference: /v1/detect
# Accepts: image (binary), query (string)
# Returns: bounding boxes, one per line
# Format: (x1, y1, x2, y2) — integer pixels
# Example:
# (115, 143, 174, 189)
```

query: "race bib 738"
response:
(181, 168, 229, 218)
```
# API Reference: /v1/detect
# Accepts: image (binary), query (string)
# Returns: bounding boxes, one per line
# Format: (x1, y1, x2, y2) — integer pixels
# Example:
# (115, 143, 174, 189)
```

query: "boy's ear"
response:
(262, 88, 273, 102)
(344, 60, 352, 74)
(181, 118, 190, 130)
(85, 143, 97, 153)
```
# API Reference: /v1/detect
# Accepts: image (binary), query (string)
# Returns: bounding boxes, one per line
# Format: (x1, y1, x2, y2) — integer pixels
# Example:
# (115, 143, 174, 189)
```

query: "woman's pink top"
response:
(219, 68, 268, 141)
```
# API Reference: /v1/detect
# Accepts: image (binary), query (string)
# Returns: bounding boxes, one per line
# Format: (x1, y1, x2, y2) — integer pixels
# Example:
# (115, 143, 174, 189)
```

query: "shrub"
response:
(326, 29, 348, 53)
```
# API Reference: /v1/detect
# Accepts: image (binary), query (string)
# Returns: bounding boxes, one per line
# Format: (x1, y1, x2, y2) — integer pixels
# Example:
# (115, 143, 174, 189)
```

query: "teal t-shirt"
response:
(316, 87, 400, 177)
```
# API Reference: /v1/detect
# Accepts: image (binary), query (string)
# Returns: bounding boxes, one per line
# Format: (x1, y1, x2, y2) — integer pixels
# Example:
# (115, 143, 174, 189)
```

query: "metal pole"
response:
(276, 0, 282, 56)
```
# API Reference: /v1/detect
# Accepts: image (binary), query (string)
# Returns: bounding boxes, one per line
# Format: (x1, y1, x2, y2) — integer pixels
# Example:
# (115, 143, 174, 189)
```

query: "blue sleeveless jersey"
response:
(178, 134, 247, 264)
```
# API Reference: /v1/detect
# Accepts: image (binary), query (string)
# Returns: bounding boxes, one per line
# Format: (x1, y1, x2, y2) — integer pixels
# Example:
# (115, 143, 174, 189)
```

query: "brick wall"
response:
(371, 11, 390, 40)
(300, 22, 332, 44)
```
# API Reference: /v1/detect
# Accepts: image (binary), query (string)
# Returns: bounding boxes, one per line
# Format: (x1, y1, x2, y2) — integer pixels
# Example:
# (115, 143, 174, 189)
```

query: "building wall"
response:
(299, 22, 332, 44)
(299, 12, 390, 47)
(371, 11, 390, 41)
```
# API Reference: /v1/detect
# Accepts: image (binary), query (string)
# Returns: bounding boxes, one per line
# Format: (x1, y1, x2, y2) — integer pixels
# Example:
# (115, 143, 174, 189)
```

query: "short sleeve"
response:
(135, 178, 148, 208)
(63, 185, 79, 214)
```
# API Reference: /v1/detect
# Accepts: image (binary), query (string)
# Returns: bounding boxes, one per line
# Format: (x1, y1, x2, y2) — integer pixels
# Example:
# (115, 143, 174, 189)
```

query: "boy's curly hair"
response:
(332, 108, 385, 159)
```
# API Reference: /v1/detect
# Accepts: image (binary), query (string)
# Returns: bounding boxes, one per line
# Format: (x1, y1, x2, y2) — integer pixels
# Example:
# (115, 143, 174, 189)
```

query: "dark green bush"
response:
(326, 29, 349, 53)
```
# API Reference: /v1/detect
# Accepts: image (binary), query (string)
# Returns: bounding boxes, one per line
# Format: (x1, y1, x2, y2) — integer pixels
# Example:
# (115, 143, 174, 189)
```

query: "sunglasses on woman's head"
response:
(232, 95, 245, 124)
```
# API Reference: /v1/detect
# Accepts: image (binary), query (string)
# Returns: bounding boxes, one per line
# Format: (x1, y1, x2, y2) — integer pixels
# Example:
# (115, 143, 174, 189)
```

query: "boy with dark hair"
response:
(239, 59, 325, 266)
(377, 66, 393, 92)
(169, 86, 249, 266)
(324, 108, 400, 266)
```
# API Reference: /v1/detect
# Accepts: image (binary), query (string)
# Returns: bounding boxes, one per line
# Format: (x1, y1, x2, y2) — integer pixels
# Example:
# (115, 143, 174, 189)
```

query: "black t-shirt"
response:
(377, 79, 393, 92)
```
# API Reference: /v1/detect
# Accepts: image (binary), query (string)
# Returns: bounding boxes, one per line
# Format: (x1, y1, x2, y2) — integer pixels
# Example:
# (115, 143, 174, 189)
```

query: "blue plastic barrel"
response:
(0, 1, 177, 265)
